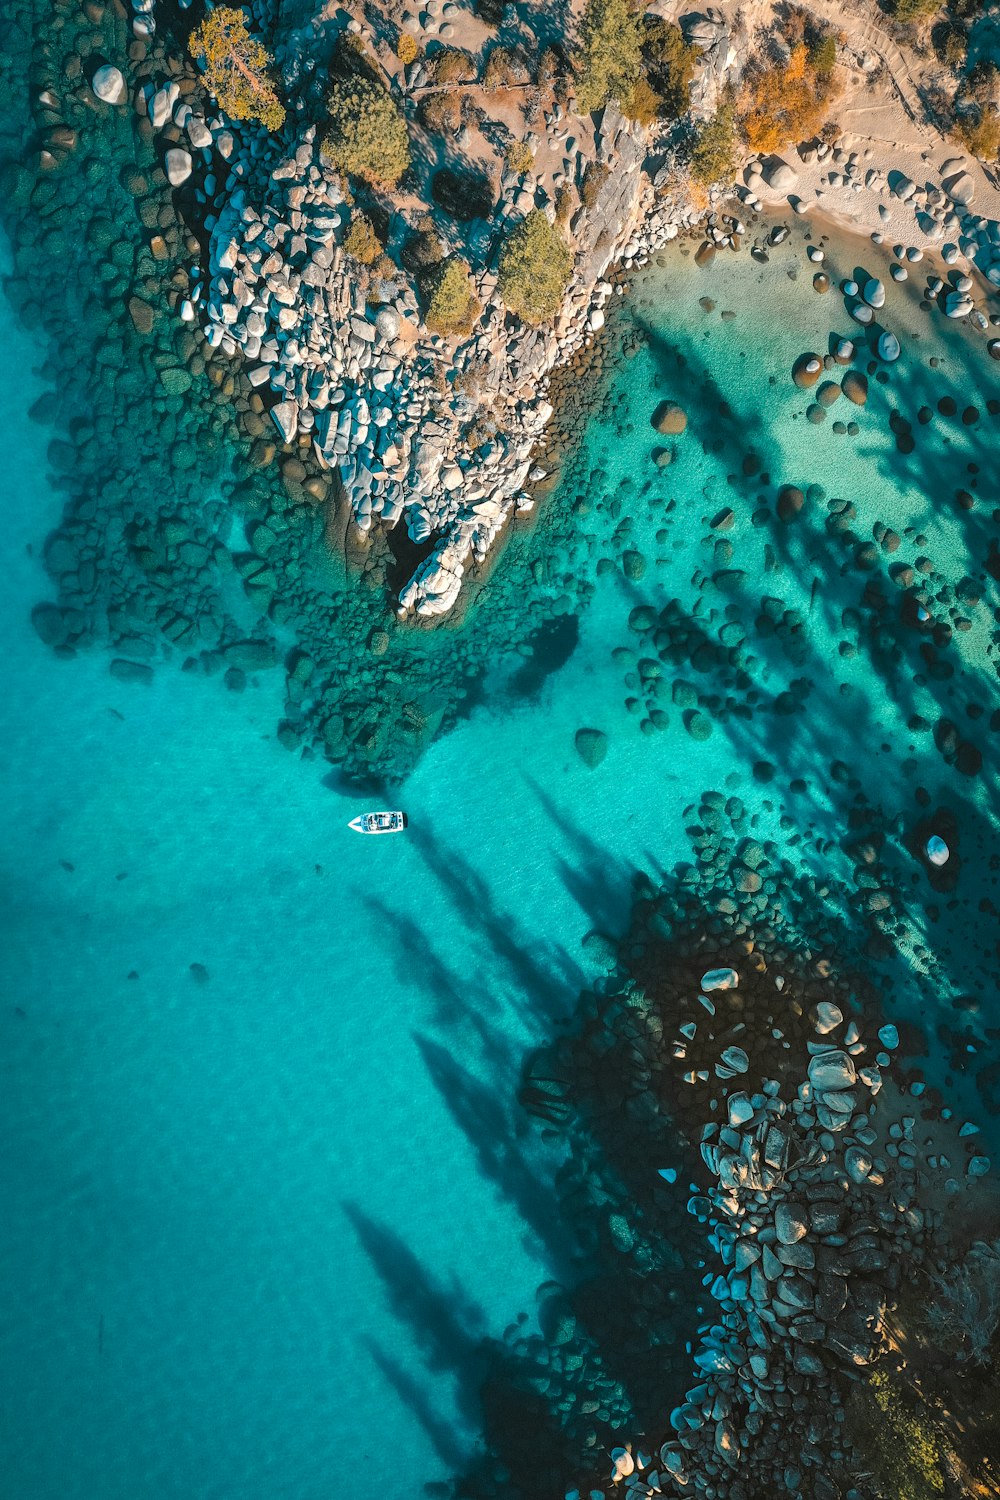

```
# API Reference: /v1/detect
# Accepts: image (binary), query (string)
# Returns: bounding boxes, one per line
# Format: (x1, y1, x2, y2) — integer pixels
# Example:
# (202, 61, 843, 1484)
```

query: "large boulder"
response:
(792, 353, 822, 389)
(943, 170, 975, 206)
(842, 371, 868, 405)
(776, 484, 805, 522)
(775, 1202, 808, 1245)
(91, 64, 126, 105)
(765, 158, 798, 192)
(652, 400, 687, 435)
(110, 658, 153, 685)
(877, 331, 900, 362)
(862, 277, 885, 309)
(808, 1049, 856, 1092)
(225, 640, 278, 671)
(165, 148, 192, 187)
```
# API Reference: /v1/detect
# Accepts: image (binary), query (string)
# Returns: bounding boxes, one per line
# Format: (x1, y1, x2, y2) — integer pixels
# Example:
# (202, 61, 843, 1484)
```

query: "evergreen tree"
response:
(190, 7, 285, 132)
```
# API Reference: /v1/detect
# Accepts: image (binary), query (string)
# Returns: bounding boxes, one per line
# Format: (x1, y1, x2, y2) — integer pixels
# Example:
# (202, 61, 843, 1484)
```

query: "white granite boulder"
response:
(92, 64, 125, 105)
(764, 158, 798, 192)
(165, 147, 192, 186)
(943, 170, 975, 206)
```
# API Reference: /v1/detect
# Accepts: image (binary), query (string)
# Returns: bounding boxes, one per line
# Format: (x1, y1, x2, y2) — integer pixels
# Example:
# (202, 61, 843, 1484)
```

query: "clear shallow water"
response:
(2, 219, 999, 1498)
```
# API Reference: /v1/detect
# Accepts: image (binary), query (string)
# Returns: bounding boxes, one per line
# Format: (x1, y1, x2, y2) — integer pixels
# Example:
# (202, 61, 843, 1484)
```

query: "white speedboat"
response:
(348, 810, 407, 835)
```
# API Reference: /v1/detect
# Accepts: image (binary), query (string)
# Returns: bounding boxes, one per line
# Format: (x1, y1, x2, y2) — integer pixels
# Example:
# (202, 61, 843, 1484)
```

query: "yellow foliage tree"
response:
(740, 43, 835, 154)
(190, 7, 286, 132)
(397, 32, 418, 66)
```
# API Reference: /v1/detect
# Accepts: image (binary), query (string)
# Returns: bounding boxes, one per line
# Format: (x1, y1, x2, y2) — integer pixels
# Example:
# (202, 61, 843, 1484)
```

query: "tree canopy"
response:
(189, 7, 285, 132)
(425, 258, 482, 337)
(642, 18, 700, 119)
(688, 103, 738, 186)
(497, 209, 573, 323)
(575, 0, 644, 115)
(893, 0, 942, 21)
(739, 42, 836, 155)
(322, 67, 411, 187)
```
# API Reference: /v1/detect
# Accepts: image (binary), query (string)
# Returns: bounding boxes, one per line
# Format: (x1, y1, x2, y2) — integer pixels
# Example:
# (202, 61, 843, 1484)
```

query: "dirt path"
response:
(799, 0, 932, 134)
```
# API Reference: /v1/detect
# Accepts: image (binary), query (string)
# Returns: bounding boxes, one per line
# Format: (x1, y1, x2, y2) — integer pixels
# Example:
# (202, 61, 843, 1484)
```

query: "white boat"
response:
(348, 810, 408, 835)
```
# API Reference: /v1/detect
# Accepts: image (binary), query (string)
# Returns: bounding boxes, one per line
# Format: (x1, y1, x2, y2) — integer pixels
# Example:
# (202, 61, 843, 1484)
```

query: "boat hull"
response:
(348, 810, 408, 835)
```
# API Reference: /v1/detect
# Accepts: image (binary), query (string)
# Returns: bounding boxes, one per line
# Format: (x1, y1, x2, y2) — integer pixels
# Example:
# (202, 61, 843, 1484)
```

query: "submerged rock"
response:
(652, 400, 687, 435)
(877, 331, 900, 362)
(109, 658, 153, 685)
(842, 371, 868, 406)
(165, 148, 192, 187)
(776, 485, 805, 522)
(574, 727, 608, 768)
(792, 354, 822, 389)
(925, 834, 950, 866)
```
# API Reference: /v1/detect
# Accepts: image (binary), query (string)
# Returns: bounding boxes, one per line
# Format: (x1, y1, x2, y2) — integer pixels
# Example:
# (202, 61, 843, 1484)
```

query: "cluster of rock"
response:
(584, 986, 927, 1500)
(744, 148, 1000, 317)
(103, 0, 707, 619)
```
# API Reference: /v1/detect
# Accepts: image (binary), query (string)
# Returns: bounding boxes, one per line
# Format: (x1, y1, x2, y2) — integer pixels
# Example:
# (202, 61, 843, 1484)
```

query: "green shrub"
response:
(956, 107, 1000, 162)
(576, 0, 644, 114)
(894, 0, 941, 20)
(402, 227, 446, 275)
(809, 34, 837, 78)
(322, 68, 410, 187)
(431, 166, 494, 220)
(483, 46, 525, 90)
(420, 91, 463, 134)
(430, 47, 471, 83)
(497, 208, 573, 323)
(343, 214, 381, 264)
(689, 103, 737, 185)
(189, 7, 285, 131)
(622, 75, 661, 125)
(537, 45, 562, 88)
(845, 1366, 946, 1500)
(555, 183, 576, 224)
(425, 258, 482, 336)
(506, 140, 535, 174)
(939, 28, 967, 69)
(642, 19, 699, 118)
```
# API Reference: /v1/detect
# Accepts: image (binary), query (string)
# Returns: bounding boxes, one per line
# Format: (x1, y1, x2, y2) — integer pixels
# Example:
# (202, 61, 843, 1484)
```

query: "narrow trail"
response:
(799, 0, 933, 136)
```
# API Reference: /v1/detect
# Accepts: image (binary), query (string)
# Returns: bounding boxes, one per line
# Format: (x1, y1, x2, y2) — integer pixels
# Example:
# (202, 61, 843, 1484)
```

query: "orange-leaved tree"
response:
(740, 43, 835, 154)
(190, 7, 286, 132)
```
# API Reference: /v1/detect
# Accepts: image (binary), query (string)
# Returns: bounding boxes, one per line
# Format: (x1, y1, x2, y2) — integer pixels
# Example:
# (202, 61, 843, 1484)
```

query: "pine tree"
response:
(190, 7, 285, 133)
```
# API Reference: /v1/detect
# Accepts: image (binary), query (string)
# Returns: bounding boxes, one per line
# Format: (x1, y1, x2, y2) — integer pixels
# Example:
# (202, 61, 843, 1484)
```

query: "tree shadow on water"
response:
(343, 1203, 488, 1426)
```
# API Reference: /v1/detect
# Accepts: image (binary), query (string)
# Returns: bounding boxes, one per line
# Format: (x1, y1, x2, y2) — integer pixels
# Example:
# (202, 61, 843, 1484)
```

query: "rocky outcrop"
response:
(129, 43, 699, 620)
(595, 989, 928, 1500)
(680, 7, 745, 120)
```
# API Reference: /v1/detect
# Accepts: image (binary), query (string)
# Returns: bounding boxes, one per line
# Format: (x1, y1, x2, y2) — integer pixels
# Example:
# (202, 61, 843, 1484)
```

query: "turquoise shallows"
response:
(2, 219, 999, 1497)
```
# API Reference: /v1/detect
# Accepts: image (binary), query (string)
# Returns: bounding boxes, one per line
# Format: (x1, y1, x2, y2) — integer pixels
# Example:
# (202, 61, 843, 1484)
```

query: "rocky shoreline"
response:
(3, 0, 1000, 796)
(67, 0, 1000, 621)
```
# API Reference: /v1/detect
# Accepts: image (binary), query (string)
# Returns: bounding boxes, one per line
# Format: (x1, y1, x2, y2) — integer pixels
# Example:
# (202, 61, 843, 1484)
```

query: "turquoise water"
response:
(3, 216, 1000, 1497)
